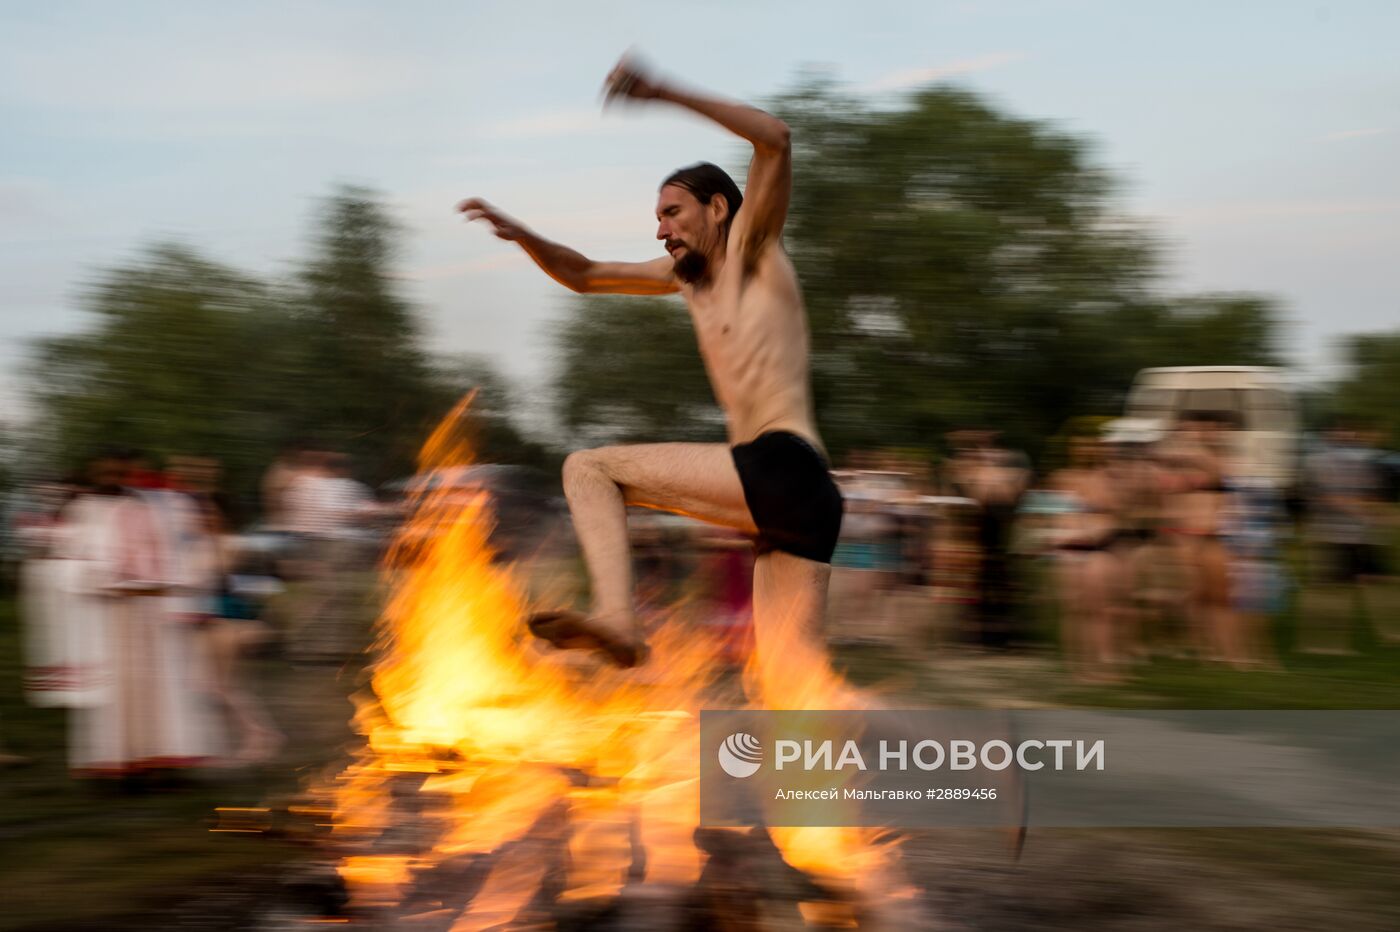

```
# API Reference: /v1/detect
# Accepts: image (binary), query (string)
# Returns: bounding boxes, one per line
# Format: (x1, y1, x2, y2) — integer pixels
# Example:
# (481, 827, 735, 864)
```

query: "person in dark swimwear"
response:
(458, 55, 842, 680)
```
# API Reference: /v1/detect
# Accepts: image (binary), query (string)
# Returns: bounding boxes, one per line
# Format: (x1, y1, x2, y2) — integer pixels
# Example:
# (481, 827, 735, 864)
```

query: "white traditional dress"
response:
(64, 490, 215, 774)
(20, 517, 108, 708)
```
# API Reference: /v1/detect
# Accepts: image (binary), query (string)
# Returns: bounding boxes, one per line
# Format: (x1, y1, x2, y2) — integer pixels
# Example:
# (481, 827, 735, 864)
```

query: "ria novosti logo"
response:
(718, 732, 763, 778)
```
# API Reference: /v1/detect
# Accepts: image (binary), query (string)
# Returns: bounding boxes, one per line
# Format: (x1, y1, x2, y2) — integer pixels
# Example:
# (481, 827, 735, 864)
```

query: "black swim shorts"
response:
(731, 431, 844, 563)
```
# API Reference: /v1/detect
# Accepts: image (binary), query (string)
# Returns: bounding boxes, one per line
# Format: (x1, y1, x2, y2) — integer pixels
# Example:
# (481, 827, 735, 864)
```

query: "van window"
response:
(1130, 388, 1178, 417)
(1247, 389, 1293, 431)
(1179, 389, 1241, 417)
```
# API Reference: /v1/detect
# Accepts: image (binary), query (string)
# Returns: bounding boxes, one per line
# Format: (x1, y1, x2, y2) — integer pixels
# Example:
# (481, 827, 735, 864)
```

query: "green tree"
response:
(552, 295, 723, 445)
(1069, 294, 1285, 413)
(1330, 330, 1400, 446)
(779, 81, 1282, 456)
(29, 244, 286, 499)
(294, 188, 455, 486)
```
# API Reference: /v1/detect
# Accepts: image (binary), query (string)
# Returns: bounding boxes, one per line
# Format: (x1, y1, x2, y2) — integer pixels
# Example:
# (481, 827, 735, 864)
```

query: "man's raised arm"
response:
(604, 57, 791, 265)
(456, 198, 678, 295)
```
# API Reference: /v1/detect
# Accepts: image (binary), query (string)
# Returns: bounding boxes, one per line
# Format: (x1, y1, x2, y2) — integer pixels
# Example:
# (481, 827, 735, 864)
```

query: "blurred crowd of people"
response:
(4, 414, 1396, 777)
(1028, 414, 1396, 681)
(4, 443, 386, 780)
(819, 415, 1397, 684)
(620, 414, 1397, 686)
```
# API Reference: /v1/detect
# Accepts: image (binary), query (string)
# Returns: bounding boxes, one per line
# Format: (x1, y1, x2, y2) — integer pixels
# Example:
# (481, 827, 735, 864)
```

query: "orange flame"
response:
(327, 396, 900, 926)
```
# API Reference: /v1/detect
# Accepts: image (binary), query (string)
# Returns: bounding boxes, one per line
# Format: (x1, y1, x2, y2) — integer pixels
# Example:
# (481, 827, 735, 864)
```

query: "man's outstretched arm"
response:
(605, 57, 791, 266)
(457, 198, 678, 295)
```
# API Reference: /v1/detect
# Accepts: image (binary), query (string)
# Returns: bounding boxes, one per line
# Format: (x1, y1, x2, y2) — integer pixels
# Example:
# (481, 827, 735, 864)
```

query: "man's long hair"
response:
(661, 162, 744, 234)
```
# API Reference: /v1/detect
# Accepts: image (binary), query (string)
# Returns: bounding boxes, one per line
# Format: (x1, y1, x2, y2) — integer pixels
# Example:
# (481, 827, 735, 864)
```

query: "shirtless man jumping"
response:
(458, 55, 842, 672)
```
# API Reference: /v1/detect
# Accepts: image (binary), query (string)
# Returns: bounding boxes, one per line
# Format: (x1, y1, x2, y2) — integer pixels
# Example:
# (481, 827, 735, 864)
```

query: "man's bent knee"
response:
(561, 448, 614, 498)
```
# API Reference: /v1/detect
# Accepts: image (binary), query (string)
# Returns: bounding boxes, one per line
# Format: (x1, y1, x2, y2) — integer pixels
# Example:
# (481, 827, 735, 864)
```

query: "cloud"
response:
(1318, 128, 1388, 142)
(856, 52, 1025, 94)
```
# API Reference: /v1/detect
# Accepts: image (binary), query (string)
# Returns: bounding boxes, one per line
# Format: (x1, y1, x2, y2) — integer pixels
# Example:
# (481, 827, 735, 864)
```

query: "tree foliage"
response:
(552, 295, 723, 446)
(1330, 330, 1400, 446)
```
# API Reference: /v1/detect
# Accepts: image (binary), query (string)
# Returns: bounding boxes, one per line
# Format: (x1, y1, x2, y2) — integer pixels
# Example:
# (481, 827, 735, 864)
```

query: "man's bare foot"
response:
(527, 610, 647, 667)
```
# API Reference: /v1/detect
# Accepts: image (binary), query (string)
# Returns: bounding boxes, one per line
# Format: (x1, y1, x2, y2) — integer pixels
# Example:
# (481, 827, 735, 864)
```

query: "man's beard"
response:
(673, 248, 708, 284)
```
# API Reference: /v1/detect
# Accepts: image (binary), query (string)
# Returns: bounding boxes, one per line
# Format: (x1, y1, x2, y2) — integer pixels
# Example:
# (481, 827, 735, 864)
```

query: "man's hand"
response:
(602, 54, 663, 106)
(602, 52, 791, 268)
(456, 198, 528, 241)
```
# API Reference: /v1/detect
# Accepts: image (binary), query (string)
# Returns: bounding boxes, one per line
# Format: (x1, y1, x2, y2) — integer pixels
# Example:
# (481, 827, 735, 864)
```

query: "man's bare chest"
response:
(684, 276, 785, 353)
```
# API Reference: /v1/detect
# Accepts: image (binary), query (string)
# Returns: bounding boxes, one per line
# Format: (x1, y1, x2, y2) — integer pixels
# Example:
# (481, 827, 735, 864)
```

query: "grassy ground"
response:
(829, 637, 1400, 928)
(0, 591, 364, 931)
(822, 573, 1400, 929)
(831, 636, 1400, 711)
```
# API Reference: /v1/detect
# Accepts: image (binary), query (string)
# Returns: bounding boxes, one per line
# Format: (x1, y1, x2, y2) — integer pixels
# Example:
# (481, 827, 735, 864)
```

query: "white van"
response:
(1124, 366, 1300, 486)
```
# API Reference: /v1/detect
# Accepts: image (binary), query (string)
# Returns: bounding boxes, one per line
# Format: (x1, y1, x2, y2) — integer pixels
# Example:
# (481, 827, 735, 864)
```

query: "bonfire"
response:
(317, 399, 912, 929)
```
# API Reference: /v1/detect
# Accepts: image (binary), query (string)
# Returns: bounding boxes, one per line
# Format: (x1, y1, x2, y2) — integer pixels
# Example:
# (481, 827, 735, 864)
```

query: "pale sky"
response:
(3, 0, 1397, 419)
